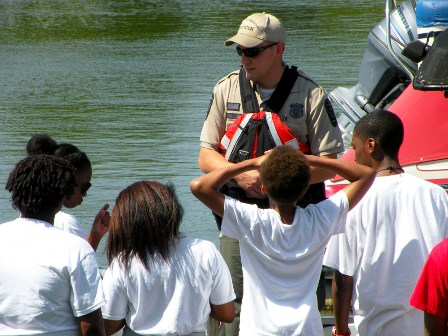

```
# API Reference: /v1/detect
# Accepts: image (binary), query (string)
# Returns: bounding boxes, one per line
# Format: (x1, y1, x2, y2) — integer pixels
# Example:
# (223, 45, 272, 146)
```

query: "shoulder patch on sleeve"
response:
(205, 93, 214, 120)
(324, 99, 338, 127)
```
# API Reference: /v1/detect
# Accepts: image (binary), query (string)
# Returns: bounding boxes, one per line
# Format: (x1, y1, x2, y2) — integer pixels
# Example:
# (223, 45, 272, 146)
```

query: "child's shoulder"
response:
(178, 235, 218, 252)
(302, 191, 349, 219)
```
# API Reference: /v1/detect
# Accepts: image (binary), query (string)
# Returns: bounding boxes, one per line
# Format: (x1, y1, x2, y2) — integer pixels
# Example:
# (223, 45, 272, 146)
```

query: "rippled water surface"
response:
(0, 0, 385, 267)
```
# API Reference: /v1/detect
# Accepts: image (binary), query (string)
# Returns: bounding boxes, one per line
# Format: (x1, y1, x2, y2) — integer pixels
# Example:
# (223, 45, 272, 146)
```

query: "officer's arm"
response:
(198, 147, 234, 174)
(191, 156, 266, 217)
(198, 147, 263, 197)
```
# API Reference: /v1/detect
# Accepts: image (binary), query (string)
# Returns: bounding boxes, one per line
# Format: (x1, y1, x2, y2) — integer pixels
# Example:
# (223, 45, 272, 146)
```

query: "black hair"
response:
(260, 146, 310, 204)
(353, 109, 404, 161)
(26, 134, 92, 174)
(5, 155, 77, 217)
(26, 133, 58, 156)
(54, 143, 91, 173)
(54, 143, 80, 157)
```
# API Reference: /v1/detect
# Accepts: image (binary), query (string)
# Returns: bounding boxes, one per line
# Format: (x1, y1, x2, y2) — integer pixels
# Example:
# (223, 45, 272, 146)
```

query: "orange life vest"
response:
(219, 110, 309, 163)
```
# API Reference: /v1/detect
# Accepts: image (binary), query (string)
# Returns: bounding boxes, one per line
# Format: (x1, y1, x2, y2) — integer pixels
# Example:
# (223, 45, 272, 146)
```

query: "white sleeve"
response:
(221, 196, 261, 240)
(323, 211, 358, 277)
(221, 196, 243, 240)
(101, 263, 129, 320)
(55, 212, 87, 240)
(305, 190, 349, 240)
(209, 244, 236, 305)
(70, 251, 105, 317)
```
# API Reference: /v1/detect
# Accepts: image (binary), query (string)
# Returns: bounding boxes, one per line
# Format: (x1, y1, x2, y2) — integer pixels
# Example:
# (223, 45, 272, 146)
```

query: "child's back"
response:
(103, 235, 234, 335)
(222, 188, 348, 334)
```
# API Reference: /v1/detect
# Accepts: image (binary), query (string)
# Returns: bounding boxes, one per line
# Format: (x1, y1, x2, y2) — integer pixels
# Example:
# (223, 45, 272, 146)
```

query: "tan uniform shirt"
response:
(200, 67, 344, 156)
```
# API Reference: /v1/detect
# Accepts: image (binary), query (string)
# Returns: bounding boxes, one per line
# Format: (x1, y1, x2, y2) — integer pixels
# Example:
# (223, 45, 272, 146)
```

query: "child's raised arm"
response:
(190, 155, 268, 217)
(306, 155, 376, 210)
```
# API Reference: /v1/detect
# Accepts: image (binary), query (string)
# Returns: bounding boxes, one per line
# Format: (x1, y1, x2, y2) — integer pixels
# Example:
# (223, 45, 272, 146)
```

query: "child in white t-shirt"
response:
(0, 155, 105, 336)
(101, 181, 235, 336)
(190, 146, 375, 335)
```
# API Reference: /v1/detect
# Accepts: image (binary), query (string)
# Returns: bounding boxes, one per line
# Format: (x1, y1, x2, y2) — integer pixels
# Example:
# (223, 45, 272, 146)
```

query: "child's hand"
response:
(86, 203, 111, 251)
(252, 150, 272, 168)
(91, 203, 110, 238)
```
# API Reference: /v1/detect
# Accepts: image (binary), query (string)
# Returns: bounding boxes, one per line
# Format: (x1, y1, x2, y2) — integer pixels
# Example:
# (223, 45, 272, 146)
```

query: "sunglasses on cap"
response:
(236, 43, 278, 58)
(78, 182, 92, 194)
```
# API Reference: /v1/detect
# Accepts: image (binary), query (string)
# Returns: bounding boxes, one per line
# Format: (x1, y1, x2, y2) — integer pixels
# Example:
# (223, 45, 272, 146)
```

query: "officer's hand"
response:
(234, 170, 264, 197)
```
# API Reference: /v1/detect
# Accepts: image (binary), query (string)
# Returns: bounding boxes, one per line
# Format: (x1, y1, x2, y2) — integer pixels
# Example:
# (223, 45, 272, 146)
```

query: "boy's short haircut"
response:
(354, 109, 404, 160)
(260, 146, 310, 204)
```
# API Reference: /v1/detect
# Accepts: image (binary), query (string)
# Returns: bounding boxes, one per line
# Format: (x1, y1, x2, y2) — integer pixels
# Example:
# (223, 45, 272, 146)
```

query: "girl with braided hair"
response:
(0, 155, 105, 335)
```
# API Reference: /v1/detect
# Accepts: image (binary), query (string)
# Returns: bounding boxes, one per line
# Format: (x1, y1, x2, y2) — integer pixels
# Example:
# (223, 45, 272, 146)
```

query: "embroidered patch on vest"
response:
(324, 98, 338, 127)
(289, 103, 304, 119)
(226, 112, 241, 120)
(227, 102, 240, 111)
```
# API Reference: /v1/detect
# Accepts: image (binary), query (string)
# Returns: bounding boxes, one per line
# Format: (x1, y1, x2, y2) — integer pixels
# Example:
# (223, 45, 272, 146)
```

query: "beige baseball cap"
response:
(225, 12, 286, 47)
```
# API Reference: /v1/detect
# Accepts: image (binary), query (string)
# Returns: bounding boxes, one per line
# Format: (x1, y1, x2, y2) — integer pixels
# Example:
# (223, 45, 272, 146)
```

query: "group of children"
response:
(0, 109, 447, 335)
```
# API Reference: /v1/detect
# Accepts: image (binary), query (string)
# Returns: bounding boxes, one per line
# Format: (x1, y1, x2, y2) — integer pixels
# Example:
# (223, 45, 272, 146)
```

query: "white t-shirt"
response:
(221, 192, 349, 336)
(0, 218, 105, 336)
(54, 210, 86, 239)
(101, 236, 235, 335)
(324, 174, 448, 335)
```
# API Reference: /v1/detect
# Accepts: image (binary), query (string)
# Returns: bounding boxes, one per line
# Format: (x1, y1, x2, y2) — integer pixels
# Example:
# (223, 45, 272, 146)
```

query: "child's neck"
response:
(374, 158, 403, 177)
(271, 202, 297, 225)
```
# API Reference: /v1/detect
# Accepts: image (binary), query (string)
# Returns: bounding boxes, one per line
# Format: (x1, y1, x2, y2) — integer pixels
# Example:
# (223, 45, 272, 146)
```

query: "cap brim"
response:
(224, 34, 264, 47)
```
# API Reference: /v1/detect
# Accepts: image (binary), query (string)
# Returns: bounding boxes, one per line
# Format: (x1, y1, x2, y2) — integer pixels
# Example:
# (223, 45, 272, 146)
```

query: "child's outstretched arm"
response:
(306, 155, 376, 210)
(190, 155, 268, 217)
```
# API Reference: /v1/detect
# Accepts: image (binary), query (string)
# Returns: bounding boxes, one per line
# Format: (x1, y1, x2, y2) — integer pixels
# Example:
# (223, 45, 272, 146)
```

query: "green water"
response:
(0, 0, 384, 267)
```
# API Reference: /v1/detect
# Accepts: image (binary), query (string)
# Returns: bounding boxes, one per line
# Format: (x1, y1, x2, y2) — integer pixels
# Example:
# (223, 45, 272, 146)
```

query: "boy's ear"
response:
(261, 184, 267, 194)
(368, 137, 385, 161)
(367, 138, 376, 153)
